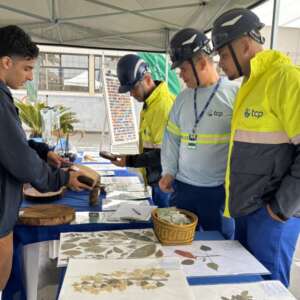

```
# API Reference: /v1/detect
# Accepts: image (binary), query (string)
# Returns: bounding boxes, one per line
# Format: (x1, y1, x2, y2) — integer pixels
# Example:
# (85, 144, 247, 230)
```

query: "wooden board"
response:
(19, 204, 75, 226)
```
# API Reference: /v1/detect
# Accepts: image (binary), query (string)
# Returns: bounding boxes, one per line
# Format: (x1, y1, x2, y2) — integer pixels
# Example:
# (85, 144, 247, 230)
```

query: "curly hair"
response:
(0, 25, 39, 59)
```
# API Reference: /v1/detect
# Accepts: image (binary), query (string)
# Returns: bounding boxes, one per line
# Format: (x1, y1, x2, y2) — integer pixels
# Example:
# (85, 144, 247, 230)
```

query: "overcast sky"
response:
(253, 0, 300, 28)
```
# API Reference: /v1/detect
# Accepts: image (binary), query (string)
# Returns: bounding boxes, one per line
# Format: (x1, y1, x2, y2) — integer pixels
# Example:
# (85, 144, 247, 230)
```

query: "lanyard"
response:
(192, 78, 221, 133)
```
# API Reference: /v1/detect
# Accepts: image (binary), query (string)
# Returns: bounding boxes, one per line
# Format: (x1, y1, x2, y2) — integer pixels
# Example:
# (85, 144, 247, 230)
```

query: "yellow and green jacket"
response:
(225, 50, 300, 219)
(126, 81, 174, 185)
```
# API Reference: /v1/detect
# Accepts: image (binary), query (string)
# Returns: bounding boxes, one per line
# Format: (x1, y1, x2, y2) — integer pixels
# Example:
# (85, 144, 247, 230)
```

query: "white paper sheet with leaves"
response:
(97, 170, 115, 176)
(82, 152, 109, 163)
(162, 240, 269, 277)
(101, 176, 141, 185)
(105, 183, 149, 193)
(85, 163, 126, 171)
(59, 258, 194, 300)
(107, 203, 156, 221)
(105, 190, 151, 200)
(70, 212, 130, 225)
(102, 199, 150, 211)
(191, 280, 297, 300)
(58, 229, 163, 267)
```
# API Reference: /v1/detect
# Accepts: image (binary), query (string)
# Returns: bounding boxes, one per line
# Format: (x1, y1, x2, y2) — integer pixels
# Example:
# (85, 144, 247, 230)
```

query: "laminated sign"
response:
(102, 71, 138, 145)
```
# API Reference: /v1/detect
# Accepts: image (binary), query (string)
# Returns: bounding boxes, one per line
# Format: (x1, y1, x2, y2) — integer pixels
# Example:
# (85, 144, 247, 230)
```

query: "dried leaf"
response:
(128, 244, 156, 258)
(181, 259, 195, 265)
(113, 247, 123, 253)
(200, 245, 212, 251)
(123, 231, 153, 242)
(85, 246, 107, 253)
(89, 238, 102, 243)
(155, 249, 164, 258)
(63, 250, 82, 256)
(61, 243, 77, 250)
(156, 281, 165, 287)
(174, 249, 197, 259)
(207, 262, 219, 271)
(65, 237, 81, 243)
(79, 242, 94, 248)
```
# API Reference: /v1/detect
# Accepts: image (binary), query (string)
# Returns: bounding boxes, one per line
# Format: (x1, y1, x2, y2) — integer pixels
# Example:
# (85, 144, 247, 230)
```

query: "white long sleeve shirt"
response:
(161, 77, 239, 187)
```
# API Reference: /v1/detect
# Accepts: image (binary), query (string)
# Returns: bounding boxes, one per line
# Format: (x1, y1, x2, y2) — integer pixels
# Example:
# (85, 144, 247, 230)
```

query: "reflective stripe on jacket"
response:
(225, 50, 300, 219)
(162, 77, 239, 187)
(126, 81, 174, 185)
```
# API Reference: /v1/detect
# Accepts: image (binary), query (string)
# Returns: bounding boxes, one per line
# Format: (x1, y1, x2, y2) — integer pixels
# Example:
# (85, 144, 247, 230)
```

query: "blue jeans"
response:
(151, 184, 172, 208)
(171, 180, 235, 239)
(235, 206, 300, 287)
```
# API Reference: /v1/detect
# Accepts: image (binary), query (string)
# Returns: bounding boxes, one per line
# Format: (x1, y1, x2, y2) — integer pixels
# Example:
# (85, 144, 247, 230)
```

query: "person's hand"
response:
(67, 171, 93, 192)
(159, 174, 175, 193)
(266, 204, 285, 223)
(47, 151, 68, 168)
(111, 155, 127, 167)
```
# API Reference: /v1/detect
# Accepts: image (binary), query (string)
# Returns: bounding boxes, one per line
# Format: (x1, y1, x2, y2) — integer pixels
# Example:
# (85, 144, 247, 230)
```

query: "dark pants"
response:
(235, 206, 300, 287)
(151, 184, 172, 208)
(171, 180, 235, 239)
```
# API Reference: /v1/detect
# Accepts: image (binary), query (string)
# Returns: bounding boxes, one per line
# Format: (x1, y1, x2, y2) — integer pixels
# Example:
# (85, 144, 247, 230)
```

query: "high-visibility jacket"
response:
(225, 50, 300, 219)
(126, 81, 174, 185)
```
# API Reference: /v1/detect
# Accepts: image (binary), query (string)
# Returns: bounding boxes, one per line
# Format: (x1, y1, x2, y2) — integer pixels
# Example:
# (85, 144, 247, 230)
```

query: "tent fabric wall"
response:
(0, 0, 267, 52)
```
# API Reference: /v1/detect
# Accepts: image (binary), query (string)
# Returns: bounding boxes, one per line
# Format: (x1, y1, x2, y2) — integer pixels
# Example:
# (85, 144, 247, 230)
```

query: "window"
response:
(95, 55, 119, 93)
(253, 0, 300, 65)
(39, 53, 89, 92)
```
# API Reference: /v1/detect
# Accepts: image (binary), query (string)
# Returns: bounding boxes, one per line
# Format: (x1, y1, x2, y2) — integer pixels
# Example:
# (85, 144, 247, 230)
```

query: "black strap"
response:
(189, 58, 200, 87)
(228, 43, 243, 77)
(192, 78, 221, 133)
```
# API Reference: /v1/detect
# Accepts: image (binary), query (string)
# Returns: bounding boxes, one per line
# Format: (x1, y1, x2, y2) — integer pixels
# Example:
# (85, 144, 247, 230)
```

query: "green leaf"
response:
(113, 247, 123, 253)
(127, 244, 156, 258)
(181, 259, 195, 265)
(123, 231, 154, 242)
(200, 245, 212, 251)
(207, 262, 219, 271)
(155, 249, 164, 258)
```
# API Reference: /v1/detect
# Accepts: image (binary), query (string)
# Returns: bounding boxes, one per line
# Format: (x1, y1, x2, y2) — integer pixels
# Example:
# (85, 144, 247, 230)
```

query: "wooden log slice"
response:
(19, 204, 75, 226)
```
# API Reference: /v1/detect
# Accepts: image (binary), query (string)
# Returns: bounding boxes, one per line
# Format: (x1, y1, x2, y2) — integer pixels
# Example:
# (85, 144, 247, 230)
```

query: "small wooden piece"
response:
(19, 204, 75, 226)
(72, 164, 101, 207)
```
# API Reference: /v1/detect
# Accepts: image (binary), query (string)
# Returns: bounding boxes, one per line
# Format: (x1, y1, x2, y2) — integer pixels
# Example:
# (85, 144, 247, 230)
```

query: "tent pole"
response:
(270, 0, 280, 49)
(165, 28, 170, 85)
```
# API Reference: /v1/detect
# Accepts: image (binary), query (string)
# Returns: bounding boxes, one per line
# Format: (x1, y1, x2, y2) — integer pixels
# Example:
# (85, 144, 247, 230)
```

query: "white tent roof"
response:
(0, 0, 266, 52)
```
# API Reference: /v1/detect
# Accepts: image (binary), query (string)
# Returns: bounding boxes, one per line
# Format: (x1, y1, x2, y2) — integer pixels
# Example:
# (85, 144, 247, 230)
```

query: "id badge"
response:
(188, 133, 197, 149)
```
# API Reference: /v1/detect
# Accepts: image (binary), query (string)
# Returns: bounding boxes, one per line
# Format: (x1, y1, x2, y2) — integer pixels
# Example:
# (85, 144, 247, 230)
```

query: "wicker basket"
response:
(152, 208, 198, 245)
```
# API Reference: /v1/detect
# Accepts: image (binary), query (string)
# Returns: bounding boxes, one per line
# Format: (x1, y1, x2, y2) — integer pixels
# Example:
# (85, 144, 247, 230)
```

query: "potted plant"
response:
(15, 99, 79, 138)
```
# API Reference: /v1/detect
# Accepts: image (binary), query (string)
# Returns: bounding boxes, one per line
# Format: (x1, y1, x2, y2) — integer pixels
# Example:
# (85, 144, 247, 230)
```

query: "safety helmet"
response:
(212, 8, 265, 51)
(169, 28, 212, 69)
(117, 54, 149, 93)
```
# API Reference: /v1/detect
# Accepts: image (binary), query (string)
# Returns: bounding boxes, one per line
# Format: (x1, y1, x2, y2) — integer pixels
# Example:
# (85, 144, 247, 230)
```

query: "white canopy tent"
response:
(0, 0, 267, 52)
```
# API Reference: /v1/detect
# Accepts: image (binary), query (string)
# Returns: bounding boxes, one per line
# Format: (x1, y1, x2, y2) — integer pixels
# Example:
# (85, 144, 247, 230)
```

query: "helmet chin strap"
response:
(189, 58, 200, 86)
(228, 43, 243, 77)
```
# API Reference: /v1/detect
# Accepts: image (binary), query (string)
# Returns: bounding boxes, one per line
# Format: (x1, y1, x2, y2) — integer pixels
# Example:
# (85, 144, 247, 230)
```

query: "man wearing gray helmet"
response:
(212, 8, 300, 286)
(159, 28, 238, 239)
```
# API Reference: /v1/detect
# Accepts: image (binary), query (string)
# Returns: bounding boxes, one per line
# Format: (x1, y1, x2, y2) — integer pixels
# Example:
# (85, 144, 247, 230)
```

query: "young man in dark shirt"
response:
(0, 25, 91, 291)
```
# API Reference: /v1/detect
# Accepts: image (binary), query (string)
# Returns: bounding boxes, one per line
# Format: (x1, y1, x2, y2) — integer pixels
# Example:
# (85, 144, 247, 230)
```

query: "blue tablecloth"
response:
(3, 163, 149, 300)
(3, 162, 261, 300)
